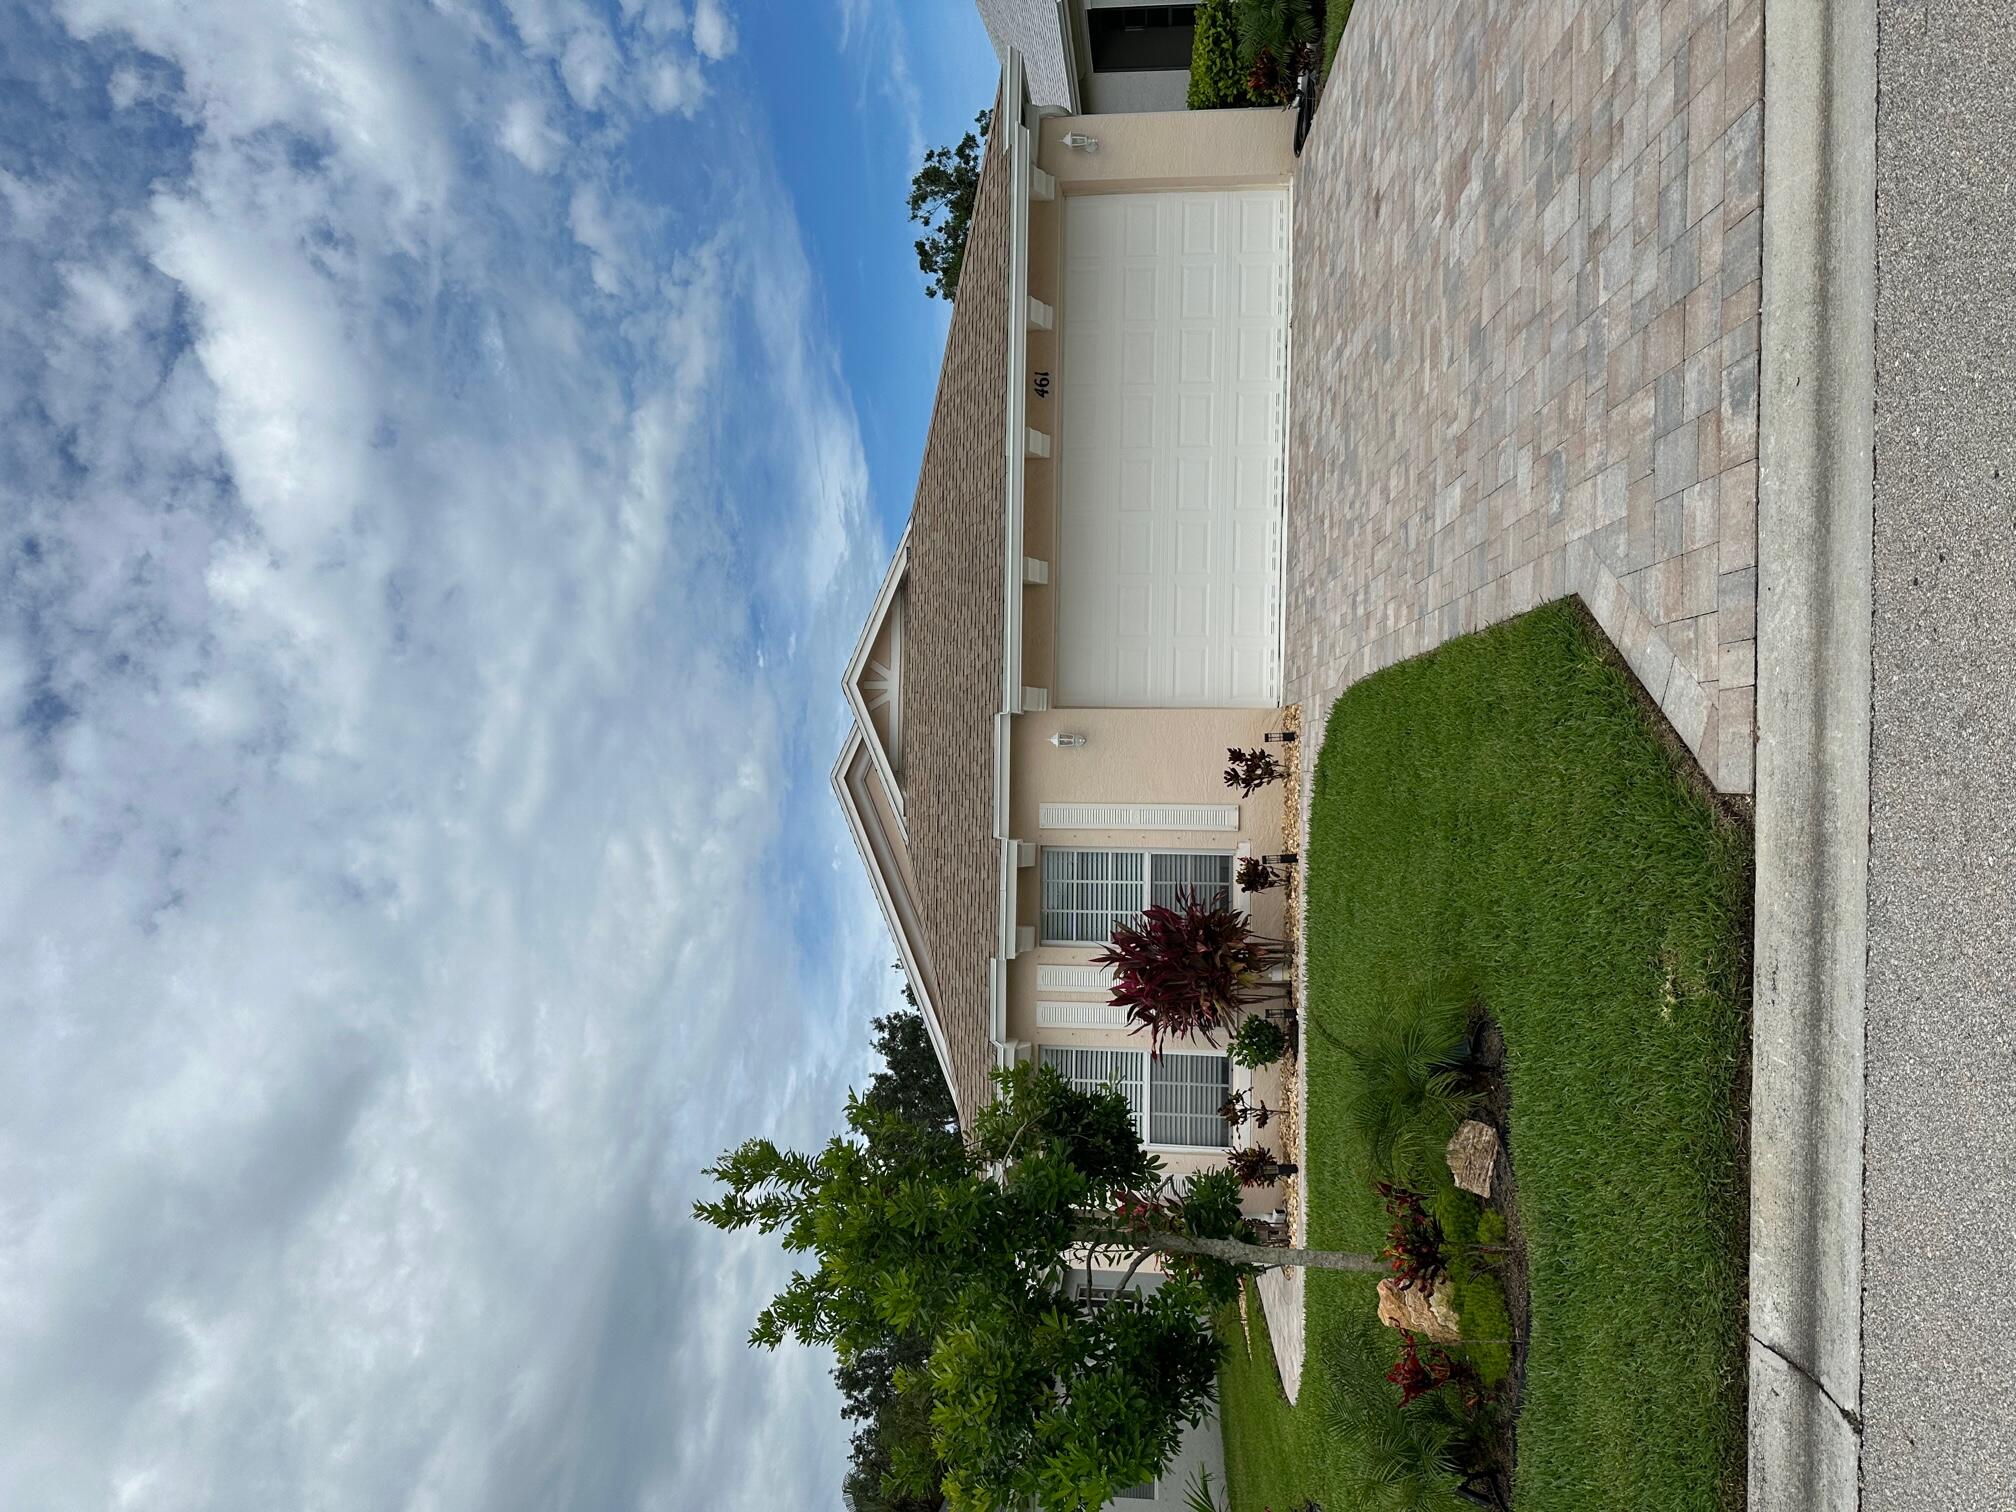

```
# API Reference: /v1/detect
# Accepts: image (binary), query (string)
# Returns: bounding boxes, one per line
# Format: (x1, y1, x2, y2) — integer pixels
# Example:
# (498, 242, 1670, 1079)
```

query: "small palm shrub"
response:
(1235, 0, 1319, 102)
(1228, 1014, 1290, 1069)
(1094, 899, 1290, 1055)
(1317, 1316, 1474, 1512)
(1338, 981, 1480, 1187)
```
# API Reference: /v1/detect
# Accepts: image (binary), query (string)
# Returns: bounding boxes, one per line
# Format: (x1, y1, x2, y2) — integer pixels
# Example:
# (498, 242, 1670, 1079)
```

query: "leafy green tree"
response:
(908, 110, 992, 301)
(698, 1065, 1380, 1510)
(862, 985, 957, 1132)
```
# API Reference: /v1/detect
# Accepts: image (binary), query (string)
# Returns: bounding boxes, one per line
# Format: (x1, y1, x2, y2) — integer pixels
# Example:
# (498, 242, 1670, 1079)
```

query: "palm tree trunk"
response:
(1075, 1226, 1383, 1274)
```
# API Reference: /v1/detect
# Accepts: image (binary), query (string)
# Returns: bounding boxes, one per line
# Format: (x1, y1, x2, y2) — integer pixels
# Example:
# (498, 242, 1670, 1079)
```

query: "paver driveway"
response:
(1285, 0, 1764, 793)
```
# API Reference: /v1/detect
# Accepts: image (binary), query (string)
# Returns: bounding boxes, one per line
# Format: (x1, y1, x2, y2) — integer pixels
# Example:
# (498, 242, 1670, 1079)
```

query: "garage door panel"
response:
(1121, 327, 1158, 387)
(1121, 265, 1158, 322)
(1056, 189, 1285, 709)
(1120, 394, 1155, 448)
(1233, 515, 1273, 574)
(1179, 263, 1216, 320)
(1178, 328, 1216, 385)
(1180, 199, 1219, 254)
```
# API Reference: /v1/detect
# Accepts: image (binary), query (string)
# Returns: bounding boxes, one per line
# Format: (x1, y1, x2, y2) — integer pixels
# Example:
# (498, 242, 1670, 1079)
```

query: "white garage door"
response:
(1055, 189, 1287, 708)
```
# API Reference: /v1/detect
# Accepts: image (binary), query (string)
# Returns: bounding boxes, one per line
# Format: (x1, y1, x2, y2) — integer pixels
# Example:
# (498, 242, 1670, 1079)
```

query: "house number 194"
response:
(1032, 371, 1052, 399)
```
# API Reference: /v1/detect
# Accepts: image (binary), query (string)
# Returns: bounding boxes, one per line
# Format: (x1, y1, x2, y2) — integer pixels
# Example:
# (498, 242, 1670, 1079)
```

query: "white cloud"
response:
(691, 0, 736, 61)
(644, 54, 708, 117)
(0, 1, 897, 1508)
(831, 0, 927, 174)
(500, 96, 567, 172)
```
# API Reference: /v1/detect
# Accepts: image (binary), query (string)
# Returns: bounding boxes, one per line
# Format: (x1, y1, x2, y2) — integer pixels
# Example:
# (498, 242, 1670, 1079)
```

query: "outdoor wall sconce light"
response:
(1061, 132, 1099, 152)
(1049, 732, 1087, 749)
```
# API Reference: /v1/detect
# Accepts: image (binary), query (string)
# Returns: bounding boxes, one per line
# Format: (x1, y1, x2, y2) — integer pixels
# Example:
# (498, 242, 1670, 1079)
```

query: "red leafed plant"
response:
(1386, 1330, 1477, 1409)
(1225, 1145, 1296, 1187)
(1223, 747, 1286, 797)
(1219, 1090, 1276, 1132)
(1094, 897, 1291, 1055)
(1377, 1181, 1445, 1296)
(1236, 856, 1283, 893)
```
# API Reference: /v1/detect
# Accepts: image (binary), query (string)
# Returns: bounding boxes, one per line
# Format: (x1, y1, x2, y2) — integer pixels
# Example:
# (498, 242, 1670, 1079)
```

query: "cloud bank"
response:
(0, 0, 897, 1506)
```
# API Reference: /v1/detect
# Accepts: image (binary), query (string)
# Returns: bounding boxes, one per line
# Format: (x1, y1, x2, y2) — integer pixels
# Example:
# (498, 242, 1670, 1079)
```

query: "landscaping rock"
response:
(1377, 1277, 1462, 1344)
(1447, 1119, 1501, 1197)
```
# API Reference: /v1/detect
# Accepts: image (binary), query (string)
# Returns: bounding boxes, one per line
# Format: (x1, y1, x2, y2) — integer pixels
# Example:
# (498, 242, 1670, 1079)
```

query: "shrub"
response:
(1316, 1315, 1473, 1512)
(1235, 855, 1283, 893)
(1449, 1270, 1514, 1388)
(1223, 746, 1286, 796)
(1094, 899, 1290, 1055)
(1428, 1181, 1482, 1250)
(1234, 0, 1318, 101)
(1338, 979, 1479, 1186)
(1228, 1015, 1290, 1068)
(1377, 1180, 1445, 1295)
(1226, 1144, 1293, 1187)
(1475, 1209, 1509, 1248)
(1218, 1088, 1277, 1131)
(1187, 0, 1248, 109)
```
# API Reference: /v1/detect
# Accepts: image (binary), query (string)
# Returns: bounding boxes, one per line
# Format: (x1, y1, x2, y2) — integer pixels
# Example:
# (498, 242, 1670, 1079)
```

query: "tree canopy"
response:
(861, 985, 957, 1133)
(697, 1064, 1377, 1510)
(908, 110, 992, 301)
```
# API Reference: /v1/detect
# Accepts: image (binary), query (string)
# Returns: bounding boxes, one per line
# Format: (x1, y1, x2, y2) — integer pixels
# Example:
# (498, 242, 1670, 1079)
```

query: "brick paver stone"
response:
(1286, 0, 1764, 793)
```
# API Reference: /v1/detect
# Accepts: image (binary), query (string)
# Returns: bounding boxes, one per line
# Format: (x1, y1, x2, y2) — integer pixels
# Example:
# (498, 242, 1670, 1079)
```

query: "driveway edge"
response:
(1749, 0, 1876, 1507)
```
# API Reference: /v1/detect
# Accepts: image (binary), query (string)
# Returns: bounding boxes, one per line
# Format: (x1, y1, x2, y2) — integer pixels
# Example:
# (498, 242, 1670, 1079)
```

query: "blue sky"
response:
(0, 1, 995, 1507)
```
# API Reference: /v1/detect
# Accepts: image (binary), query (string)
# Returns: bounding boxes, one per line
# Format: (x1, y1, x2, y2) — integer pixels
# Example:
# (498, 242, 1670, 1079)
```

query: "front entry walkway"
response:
(1285, 0, 1764, 794)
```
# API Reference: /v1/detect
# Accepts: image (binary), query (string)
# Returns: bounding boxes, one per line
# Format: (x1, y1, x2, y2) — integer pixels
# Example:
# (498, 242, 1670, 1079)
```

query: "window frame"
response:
(1038, 1043, 1232, 1153)
(1038, 846, 1236, 947)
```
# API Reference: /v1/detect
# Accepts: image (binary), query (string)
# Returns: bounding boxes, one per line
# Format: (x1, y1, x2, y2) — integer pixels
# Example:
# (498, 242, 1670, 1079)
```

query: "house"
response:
(833, 47, 1298, 1227)
(977, 1, 1204, 115)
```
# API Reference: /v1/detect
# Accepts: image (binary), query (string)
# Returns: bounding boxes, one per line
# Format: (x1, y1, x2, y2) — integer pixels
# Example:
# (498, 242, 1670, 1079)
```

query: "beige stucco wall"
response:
(1008, 706, 1283, 844)
(1035, 108, 1295, 194)
(1003, 705, 1293, 1211)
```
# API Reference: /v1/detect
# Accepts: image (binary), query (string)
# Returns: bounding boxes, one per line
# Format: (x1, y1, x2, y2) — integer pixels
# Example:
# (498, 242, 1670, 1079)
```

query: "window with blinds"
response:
(1146, 1052, 1231, 1148)
(1039, 849, 1234, 944)
(1039, 1046, 1229, 1149)
(1039, 1045, 1146, 1127)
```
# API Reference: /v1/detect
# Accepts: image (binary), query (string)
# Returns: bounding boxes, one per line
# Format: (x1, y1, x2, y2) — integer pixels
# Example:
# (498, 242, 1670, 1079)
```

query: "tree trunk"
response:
(1075, 1226, 1383, 1274)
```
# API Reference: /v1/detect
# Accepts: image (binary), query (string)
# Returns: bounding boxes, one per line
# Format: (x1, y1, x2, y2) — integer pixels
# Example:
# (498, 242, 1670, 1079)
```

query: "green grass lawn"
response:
(1222, 602, 1752, 1511)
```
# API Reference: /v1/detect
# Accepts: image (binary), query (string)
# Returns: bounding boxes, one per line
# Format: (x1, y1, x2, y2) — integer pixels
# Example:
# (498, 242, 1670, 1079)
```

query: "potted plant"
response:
(1094, 897, 1292, 1055)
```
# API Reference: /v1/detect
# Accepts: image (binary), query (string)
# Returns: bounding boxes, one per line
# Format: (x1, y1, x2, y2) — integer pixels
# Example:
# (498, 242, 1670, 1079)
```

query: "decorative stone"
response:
(1377, 1277, 1462, 1344)
(1446, 1119, 1501, 1197)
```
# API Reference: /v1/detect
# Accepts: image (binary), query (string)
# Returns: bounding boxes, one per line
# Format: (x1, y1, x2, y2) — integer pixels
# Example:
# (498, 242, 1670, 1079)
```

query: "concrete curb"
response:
(1749, 0, 1877, 1507)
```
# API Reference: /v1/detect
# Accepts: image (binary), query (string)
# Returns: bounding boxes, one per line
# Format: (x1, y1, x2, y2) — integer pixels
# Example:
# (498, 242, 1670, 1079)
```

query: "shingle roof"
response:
(974, 0, 1074, 111)
(896, 110, 1014, 1125)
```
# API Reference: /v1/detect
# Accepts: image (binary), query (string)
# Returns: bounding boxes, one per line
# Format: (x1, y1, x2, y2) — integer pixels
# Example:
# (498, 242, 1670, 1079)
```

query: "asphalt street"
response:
(1863, 2, 2016, 1505)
